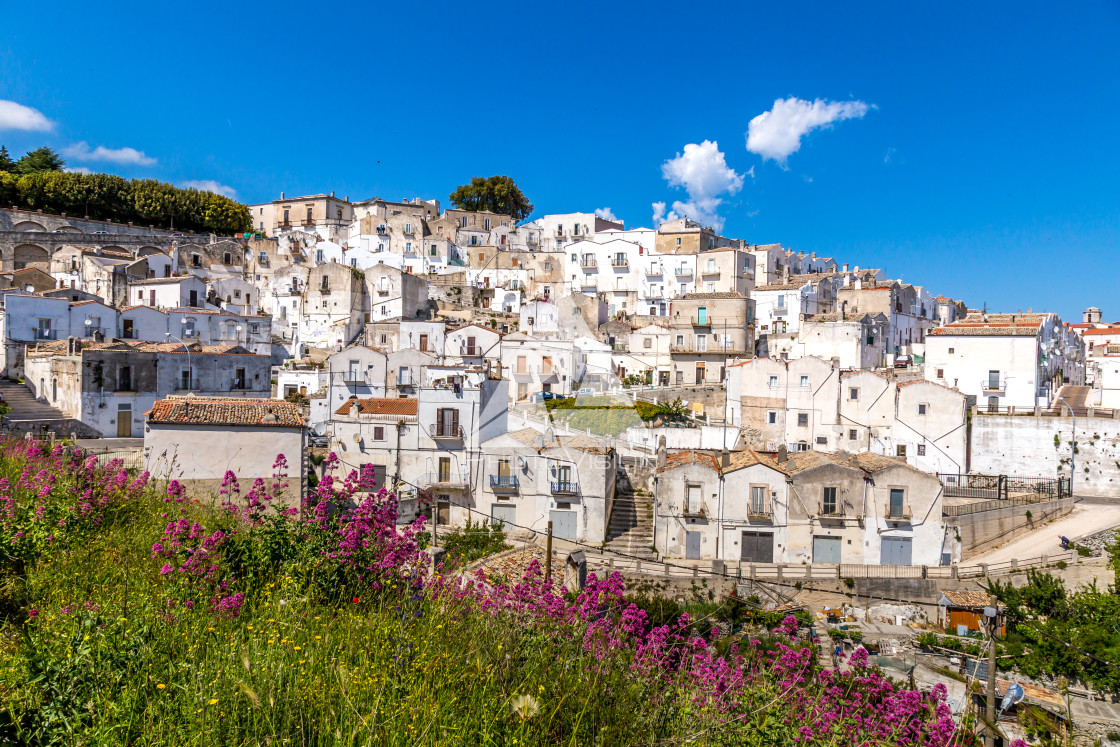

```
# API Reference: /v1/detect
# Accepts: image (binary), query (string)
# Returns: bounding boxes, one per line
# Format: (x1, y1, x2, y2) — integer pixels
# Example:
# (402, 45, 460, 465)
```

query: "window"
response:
(283, 209, 289, 223)
(543, 260, 551, 270)
(429, 245, 437, 256)
(643, 338, 652, 349)
(768, 375, 779, 388)
(815, 436, 827, 445)
(848, 429, 857, 440)
(889, 488, 905, 518)
(404, 222, 413, 235)
(750, 486, 766, 514)
(180, 370, 191, 390)
(797, 413, 808, 427)
(936, 368, 944, 379)
(234, 289, 241, 299)
(192, 254, 201, 267)
(917, 444, 926, 456)
(686, 483, 701, 514)
(374, 426, 385, 441)
(799, 375, 809, 388)
(918, 403, 928, 415)
(675, 237, 681, 246)
(350, 258, 357, 267)
(822, 487, 838, 515)
(948, 347, 955, 354)
(676, 335, 684, 346)
(419, 334, 429, 352)
(768, 411, 777, 424)
(517, 382, 528, 400)
(517, 356, 527, 374)
(896, 445, 907, 457)
(406, 241, 413, 253)
(484, 218, 491, 230)
(223, 252, 232, 265)
(849, 387, 859, 400)
(777, 295, 785, 309)
(460, 216, 467, 227)
(306, 207, 313, 222)
(696, 335, 706, 353)
(379, 334, 387, 344)
(542, 356, 553, 374)
(234, 368, 246, 389)
(436, 408, 459, 437)
(316, 250, 324, 262)
(118, 366, 132, 391)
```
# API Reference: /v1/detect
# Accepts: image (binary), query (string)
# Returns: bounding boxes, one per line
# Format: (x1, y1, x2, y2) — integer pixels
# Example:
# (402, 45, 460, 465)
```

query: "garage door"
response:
(549, 510, 577, 540)
(880, 537, 913, 566)
(813, 535, 842, 564)
(491, 504, 517, 529)
(740, 531, 774, 563)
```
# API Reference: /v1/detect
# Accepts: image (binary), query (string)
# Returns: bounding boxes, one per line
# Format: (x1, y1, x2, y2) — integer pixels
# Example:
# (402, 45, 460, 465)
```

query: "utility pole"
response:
(1058, 395, 1076, 497)
(984, 606, 1001, 747)
(545, 520, 553, 583)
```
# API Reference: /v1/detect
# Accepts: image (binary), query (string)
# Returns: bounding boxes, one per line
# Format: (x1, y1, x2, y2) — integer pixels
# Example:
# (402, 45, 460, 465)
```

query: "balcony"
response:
(279, 220, 291, 229)
(645, 265, 663, 277)
(301, 218, 315, 227)
(431, 423, 464, 439)
(700, 267, 721, 278)
(461, 346, 478, 357)
(424, 472, 469, 489)
(610, 342, 628, 352)
(818, 502, 846, 518)
(884, 505, 911, 521)
(489, 475, 519, 491)
(980, 379, 1006, 394)
(580, 257, 598, 269)
(674, 267, 693, 278)
(692, 315, 712, 328)
(772, 306, 788, 316)
(747, 503, 772, 521)
(610, 257, 629, 269)
(683, 505, 707, 519)
(550, 480, 579, 495)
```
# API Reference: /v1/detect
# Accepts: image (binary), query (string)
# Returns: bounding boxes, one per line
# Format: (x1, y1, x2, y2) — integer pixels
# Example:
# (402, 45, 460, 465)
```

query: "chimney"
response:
(777, 444, 788, 464)
(721, 449, 731, 469)
(330, 191, 335, 197)
(842, 263, 849, 272)
(280, 192, 285, 199)
(349, 399, 360, 418)
(345, 195, 349, 202)
(656, 435, 667, 468)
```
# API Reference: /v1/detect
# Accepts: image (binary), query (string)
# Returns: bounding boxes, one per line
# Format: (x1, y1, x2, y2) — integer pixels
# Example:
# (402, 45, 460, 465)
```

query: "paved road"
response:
(969, 504, 1120, 564)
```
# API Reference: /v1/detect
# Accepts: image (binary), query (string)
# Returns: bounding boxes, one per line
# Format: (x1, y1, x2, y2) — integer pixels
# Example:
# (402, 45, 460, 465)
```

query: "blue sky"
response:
(1, 1, 1118, 320)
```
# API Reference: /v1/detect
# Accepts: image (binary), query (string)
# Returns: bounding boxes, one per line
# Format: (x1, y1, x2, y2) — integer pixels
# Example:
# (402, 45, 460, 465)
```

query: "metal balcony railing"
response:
(550, 480, 579, 495)
(425, 472, 468, 488)
(611, 258, 629, 268)
(645, 266, 663, 277)
(747, 502, 771, 520)
(885, 505, 911, 520)
(981, 379, 1007, 394)
(674, 267, 693, 277)
(489, 475, 519, 490)
(580, 258, 598, 269)
(431, 423, 464, 439)
(700, 267, 720, 277)
(818, 502, 846, 517)
(692, 315, 711, 327)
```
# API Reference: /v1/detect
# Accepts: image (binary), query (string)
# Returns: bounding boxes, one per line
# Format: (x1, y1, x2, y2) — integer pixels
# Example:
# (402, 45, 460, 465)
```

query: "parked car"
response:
(893, 355, 913, 368)
(575, 387, 595, 396)
(308, 433, 329, 448)
(528, 391, 555, 403)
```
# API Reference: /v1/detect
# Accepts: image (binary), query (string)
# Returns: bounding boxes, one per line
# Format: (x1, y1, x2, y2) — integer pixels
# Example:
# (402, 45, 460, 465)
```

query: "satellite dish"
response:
(1000, 683, 1025, 713)
(534, 435, 545, 450)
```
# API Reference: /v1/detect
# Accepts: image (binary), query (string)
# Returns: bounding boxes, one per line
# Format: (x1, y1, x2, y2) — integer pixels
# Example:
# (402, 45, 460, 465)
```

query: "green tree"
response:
(15, 146, 65, 175)
(0, 172, 17, 206)
(449, 175, 534, 222)
(0, 145, 14, 173)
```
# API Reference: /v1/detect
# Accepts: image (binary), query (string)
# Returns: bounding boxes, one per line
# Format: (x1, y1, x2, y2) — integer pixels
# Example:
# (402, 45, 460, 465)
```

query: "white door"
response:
(549, 510, 577, 540)
(491, 504, 517, 529)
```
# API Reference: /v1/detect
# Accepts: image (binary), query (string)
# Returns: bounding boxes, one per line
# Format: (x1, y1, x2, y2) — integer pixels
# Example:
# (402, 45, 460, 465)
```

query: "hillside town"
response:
(5, 192, 1120, 738)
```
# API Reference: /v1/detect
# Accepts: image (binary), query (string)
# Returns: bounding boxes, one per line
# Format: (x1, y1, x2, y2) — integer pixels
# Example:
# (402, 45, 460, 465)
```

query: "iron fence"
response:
(937, 472, 1069, 504)
(86, 449, 145, 471)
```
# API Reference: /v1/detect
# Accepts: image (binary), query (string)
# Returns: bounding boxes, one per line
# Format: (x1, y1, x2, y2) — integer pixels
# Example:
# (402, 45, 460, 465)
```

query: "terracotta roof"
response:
(928, 323, 1041, 337)
(1080, 328, 1120, 336)
(784, 449, 914, 475)
(659, 451, 720, 473)
(335, 397, 418, 416)
(678, 291, 747, 300)
(131, 276, 199, 285)
(939, 590, 996, 608)
(658, 449, 785, 475)
(148, 397, 304, 427)
(505, 427, 612, 454)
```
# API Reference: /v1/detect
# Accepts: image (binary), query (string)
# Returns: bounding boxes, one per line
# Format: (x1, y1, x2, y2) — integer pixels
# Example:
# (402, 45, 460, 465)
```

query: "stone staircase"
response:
(605, 470, 657, 560)
(0, 380, 101, 438)
(1050, 384, 1092, 416)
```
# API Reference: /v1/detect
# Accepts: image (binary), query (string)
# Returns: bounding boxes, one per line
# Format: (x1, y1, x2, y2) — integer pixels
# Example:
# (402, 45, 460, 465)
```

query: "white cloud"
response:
(0, 100, 54, 132)
(651, 201, 667, 226)
(746, 97, 870, 165)
(63, 166, 93, 175)
(62, 141, 157, 166)
(594, 207, 619, 222)
(656, 140, 743, 231)
(181, 179, 238, 199)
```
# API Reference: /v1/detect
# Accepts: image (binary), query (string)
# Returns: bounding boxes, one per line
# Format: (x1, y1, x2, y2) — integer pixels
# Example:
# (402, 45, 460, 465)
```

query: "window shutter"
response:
(452, 409, 459, 433)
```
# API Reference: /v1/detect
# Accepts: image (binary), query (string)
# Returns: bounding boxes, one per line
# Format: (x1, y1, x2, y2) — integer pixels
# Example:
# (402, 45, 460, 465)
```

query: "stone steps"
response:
(605, 481, 657, 560)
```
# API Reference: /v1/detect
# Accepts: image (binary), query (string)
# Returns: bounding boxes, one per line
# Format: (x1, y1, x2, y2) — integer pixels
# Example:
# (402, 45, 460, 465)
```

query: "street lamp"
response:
(1057, 395, 1075, 497)
(166, 328, 192, 392)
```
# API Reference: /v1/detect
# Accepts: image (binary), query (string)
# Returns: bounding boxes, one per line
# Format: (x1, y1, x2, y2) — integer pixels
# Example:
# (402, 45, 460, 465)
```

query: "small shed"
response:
(937, 590, 1004, 636)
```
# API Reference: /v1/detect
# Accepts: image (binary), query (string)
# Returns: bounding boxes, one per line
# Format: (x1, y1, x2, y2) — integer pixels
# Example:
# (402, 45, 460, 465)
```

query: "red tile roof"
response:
(148, 397, 304, 427)
(334, 397, 418, 416)
(1080, 328, 1120, 336)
